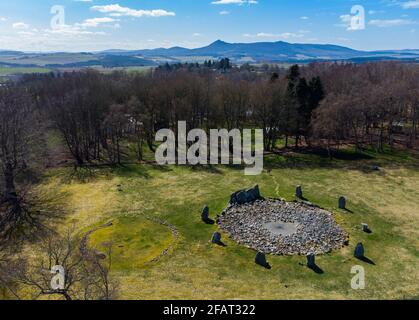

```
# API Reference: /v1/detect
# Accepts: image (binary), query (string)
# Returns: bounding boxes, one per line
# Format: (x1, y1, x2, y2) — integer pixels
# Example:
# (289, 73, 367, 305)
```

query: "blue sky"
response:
(0, 0, 419, 52)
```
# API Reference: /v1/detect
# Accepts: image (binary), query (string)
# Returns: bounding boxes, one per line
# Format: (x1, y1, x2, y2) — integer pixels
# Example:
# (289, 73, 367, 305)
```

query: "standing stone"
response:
(255, 252, 268, 268)
(236, 191, 248, 204)
(247, 185, 261, 202)
(229, 185, 263, 205)
(339, 196, 346, 209)
(295, 186, 303, 199)
(306, 254, 316, 268)
(211, 232, 222, 244)
(362, 223, 371, 233)
(354, 242, 365, 258)
(201, 206, 209, 222)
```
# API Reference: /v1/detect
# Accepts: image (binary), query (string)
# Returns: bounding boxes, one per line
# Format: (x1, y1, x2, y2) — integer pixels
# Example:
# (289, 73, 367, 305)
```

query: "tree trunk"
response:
(0, 163, 27, 234)
(4, 164, 18, 202)
(62, 292, 72, 301)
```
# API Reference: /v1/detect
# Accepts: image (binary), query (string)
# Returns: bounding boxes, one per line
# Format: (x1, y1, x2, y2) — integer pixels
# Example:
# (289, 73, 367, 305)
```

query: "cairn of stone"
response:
(219, 197, 348, 255)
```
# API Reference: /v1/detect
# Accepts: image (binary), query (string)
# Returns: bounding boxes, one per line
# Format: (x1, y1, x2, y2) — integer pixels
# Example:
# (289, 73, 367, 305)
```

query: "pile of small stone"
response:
(218, 199, 348, 255)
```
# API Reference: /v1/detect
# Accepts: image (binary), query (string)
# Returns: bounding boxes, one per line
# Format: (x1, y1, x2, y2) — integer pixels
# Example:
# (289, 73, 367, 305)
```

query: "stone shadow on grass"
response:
(265, 147, 418, 172)
(202, 218, 215, 225)
(308, 264, 324, 274)
(214, 240, 227, 247)
(356, 256, 375, 265)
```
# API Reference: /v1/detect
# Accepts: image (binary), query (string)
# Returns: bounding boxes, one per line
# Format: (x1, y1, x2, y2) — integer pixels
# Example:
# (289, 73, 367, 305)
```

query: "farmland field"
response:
(0, 67, 52, 76)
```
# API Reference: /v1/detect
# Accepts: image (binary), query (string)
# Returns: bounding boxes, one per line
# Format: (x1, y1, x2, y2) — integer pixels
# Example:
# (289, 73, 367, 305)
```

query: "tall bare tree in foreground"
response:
(0, 231, 117, 300)
(0, 85, 36, 238)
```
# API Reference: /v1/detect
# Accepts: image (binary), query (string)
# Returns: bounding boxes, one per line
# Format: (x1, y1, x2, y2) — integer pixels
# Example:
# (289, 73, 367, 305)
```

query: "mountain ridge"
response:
(1, 40, 419, 68)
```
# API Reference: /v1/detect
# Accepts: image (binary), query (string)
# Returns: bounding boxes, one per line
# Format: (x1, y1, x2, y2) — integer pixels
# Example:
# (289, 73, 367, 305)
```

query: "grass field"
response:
(0, 67, 52, 76)
(0, 53, 97, 67)
(27, 145, 419, 300)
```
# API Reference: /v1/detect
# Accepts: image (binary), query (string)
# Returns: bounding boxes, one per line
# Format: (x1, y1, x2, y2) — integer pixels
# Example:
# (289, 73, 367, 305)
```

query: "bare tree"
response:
(0, 85, 36, 238)
(1, 232, 117, 300)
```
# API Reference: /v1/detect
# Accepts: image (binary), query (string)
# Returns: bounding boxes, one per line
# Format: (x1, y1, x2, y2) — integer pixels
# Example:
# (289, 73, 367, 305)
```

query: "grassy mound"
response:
(88, 216, 175, 271)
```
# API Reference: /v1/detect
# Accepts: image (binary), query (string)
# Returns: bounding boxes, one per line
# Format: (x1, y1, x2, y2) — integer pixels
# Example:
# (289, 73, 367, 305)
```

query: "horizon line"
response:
(1, 39, 419, 54)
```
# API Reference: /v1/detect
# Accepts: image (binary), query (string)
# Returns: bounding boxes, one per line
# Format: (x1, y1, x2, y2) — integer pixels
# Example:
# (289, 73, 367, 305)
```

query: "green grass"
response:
(0, 53, 97, 67)
(27, 147, 419, 299)
(0, 67, 52, 76)
(88, 216, 174, 272)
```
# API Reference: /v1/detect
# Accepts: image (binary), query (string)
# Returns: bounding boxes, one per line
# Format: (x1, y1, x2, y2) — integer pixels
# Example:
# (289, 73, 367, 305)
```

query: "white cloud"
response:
(0, 17, 7, 22)
(400, 1, 419, 9)
(211, 0, 258, 5)
(12, 22, 29, 29)
(91, 4, 175, 17)
(45, 26, 103, 36)
(243, 32, 304, 39)
(300, 16, 309, 20)
(17, 31, 35, 36)
(219, 10, 230, 15)
(369, 19, 415, 27)
(338, 14, 365, 31)
(76, 17, 117, 28)
(6, 15, 118, 51)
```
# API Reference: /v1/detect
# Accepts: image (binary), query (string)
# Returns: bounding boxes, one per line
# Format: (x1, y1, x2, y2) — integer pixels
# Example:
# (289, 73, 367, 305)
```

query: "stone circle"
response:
(218, 198, 348, 255)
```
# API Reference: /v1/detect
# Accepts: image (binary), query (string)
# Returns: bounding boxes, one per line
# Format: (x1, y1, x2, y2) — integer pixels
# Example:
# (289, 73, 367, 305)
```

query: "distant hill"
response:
(46, 55, 156, 68)
(101, 40, 365, 62)
(99, 40, 419, 64)
(187, 40, 364, 60)
(0, 50, 25, 56)
(1, 40, 419, 69)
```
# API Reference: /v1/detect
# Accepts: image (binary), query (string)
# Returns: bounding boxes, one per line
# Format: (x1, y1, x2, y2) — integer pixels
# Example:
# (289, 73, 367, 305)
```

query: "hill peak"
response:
(211, 39, 228, 45)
